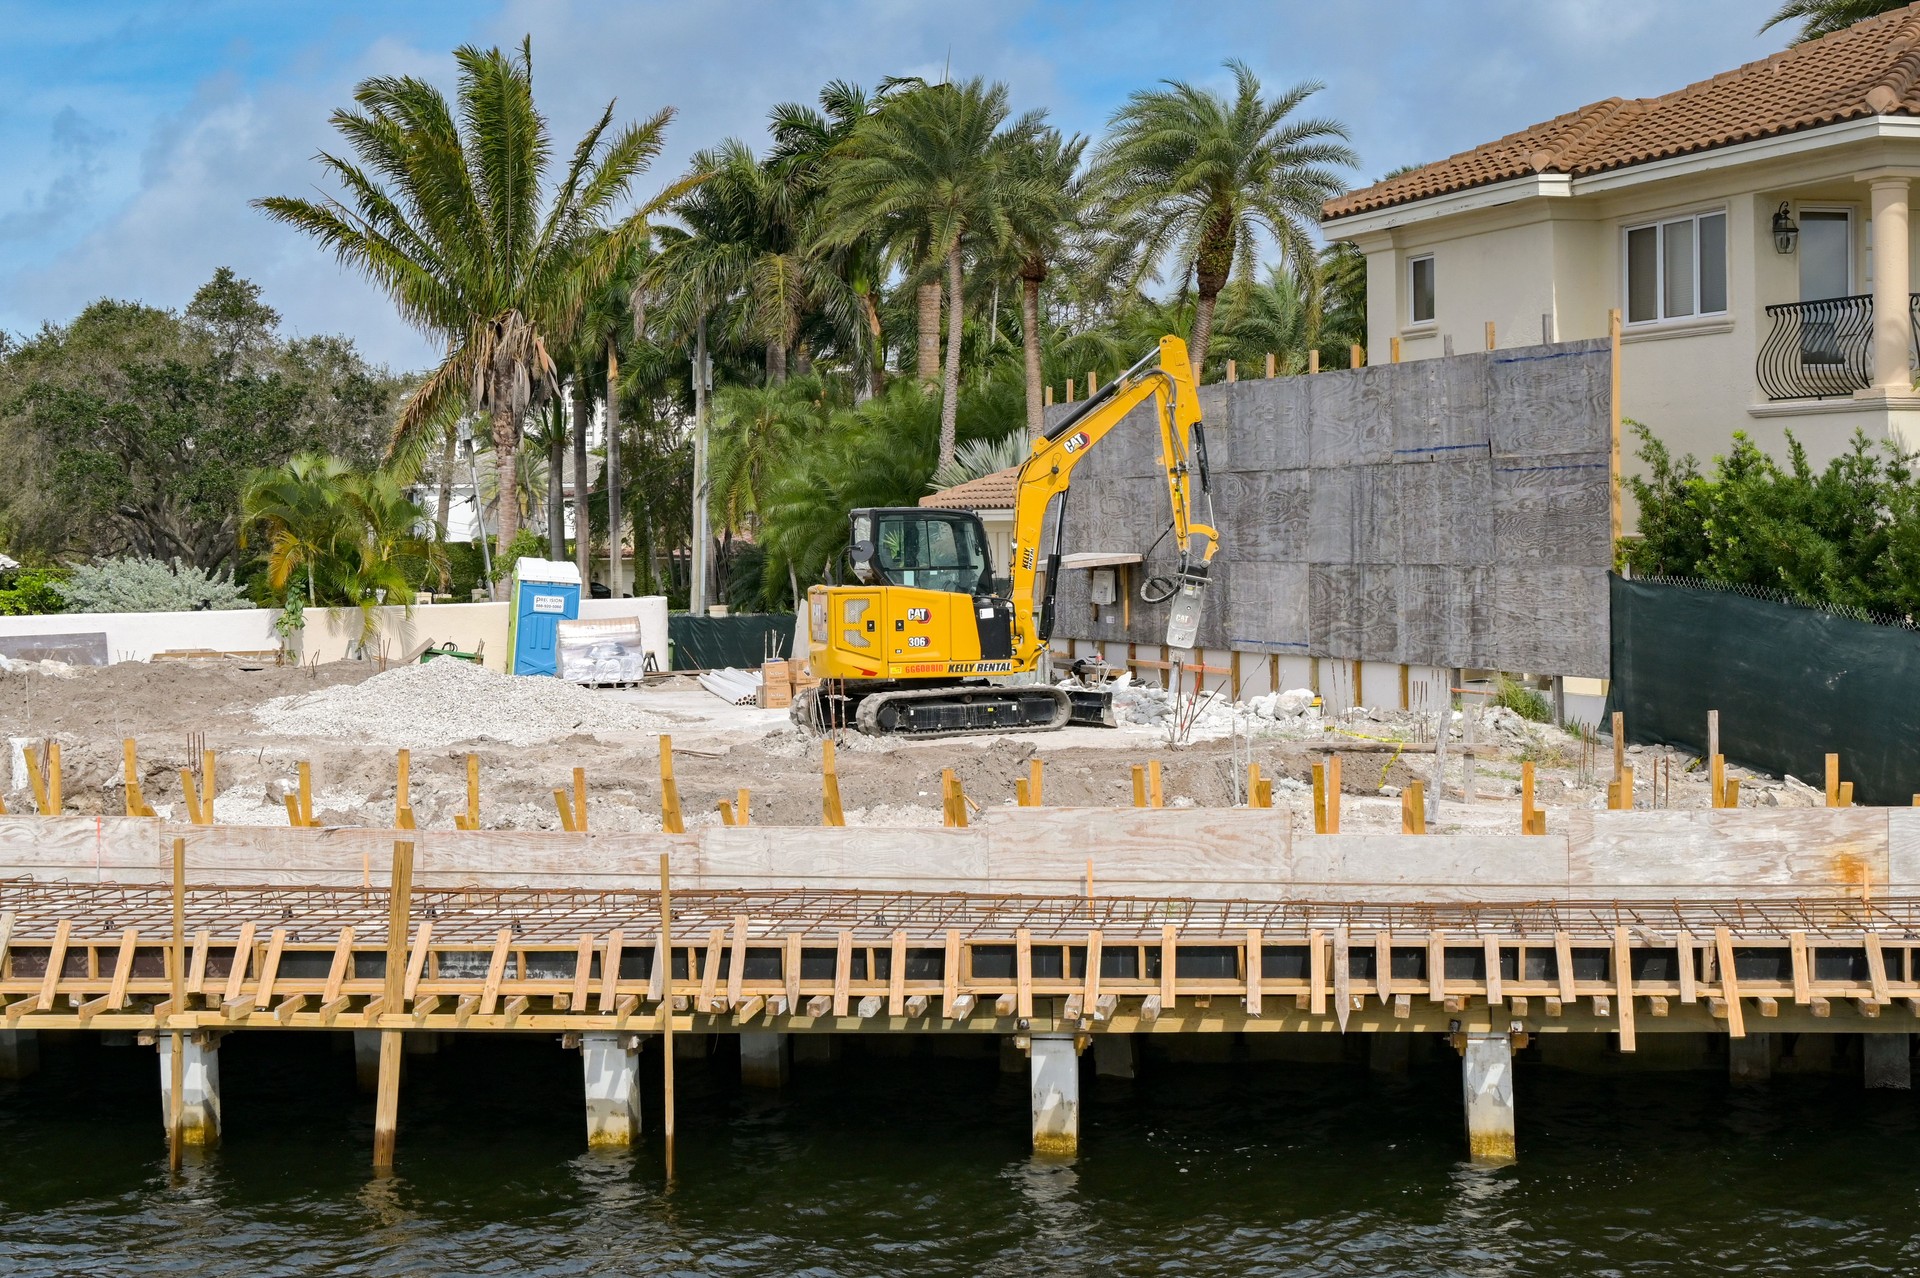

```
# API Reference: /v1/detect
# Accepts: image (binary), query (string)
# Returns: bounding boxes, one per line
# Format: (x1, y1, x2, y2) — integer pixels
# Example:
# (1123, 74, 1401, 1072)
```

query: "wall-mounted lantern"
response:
(1772, 201, 1799, 254)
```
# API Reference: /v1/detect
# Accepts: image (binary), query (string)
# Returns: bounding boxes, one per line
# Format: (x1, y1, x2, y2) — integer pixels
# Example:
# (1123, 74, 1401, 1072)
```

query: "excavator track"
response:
(792, 683, 1113, 740)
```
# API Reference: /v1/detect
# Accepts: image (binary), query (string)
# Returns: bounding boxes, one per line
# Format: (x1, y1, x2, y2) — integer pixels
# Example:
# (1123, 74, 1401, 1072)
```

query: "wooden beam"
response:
(1715, 926, 1746, 1038)
(1613, 926, 1636, 1052)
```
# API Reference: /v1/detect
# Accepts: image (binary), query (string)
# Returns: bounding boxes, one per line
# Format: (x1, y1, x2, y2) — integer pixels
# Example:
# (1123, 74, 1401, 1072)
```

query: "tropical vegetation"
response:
(1620, 423, 1920, 619)
(1762, 0, 1908, 43)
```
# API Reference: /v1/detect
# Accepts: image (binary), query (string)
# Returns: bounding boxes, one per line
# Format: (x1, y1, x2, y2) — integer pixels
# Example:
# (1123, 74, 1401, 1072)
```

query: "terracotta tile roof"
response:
(1324, 3, 1920, 220)
(919, 464, 1020, 510)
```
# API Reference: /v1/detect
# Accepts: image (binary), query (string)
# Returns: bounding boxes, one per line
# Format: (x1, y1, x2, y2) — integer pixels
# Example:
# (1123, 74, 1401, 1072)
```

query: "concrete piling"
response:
(0, 1030, 39, 1079)
(1863, 1035, 1911, 1091)
(1029, 1034, 1080, 1157)
(1729, 1033, 1772, 1083)
(580, 1032, 644, 1147)
(158, 1032, 220, 1147)
(1092, 1034, 1135, 1080)
(739, 1031, 790, 1088)
(1461, 1033, 1516, 1165)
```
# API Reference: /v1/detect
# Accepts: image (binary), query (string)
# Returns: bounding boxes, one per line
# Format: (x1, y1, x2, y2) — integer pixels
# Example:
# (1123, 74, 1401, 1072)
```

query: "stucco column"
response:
(1863, 174, 1915, 394)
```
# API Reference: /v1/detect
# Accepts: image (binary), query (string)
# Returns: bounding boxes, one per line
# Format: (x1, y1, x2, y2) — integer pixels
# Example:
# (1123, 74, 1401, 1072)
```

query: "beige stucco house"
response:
(1322, 4, 1920, 472)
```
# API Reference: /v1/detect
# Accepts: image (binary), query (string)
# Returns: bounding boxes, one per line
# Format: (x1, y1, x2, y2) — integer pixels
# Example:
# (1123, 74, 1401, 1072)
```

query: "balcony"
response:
(1756, 293, 1920, 401)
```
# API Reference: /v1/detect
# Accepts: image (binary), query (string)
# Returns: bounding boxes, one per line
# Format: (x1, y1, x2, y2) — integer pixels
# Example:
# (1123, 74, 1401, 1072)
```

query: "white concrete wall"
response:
(0, 597, 667, 674)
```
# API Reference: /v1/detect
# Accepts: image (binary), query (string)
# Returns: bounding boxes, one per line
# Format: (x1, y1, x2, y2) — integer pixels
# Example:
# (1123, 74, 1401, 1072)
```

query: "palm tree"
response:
(242, 454, 352, 606)
(255, 40, 692, 592)
(1761, 0, 1904, 42)
(999, 127, 1086, 438)
(829, 78, 1044, 473)
(1091, 61, 1356, 376)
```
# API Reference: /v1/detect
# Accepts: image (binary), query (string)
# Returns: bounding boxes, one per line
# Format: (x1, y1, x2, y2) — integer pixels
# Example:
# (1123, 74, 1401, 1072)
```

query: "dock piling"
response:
(0, 1030, 38, 1079)
(157, 1032, 221, 1147)
(1029, 1033, 1080, 1156)
(1728, 1033, 1772, 1083)
(1092, 1034, 1135, 1079)
(1863, 1034, 1911, 1090)
(739, 1030, 791, 1088)
(581, 1031, 645, 1145)
(1461, 1032, 1516, 1164)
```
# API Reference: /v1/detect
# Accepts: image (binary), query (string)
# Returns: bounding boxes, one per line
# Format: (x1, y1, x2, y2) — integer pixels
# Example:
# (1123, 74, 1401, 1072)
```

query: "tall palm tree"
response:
(255, 40, 692, 590)
(999, 127, 1086, 439)
(829, 78, 1043, 473)
(1091, 61, 1356, 376)
(1761, 0, 1904, 42)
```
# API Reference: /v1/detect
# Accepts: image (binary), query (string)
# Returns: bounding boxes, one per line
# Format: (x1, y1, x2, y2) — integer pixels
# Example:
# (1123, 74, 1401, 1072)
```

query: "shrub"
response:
(0, 567, 68, 616)
(1491, 676, 1551, 724)
(55, 557, 251, 613)
(493, 529, 549, 582)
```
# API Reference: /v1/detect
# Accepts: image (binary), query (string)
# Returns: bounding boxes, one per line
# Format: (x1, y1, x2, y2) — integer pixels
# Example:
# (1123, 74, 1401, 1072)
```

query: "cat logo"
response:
(906, 607, 930, 623)
(1062, 431, 1090, 454)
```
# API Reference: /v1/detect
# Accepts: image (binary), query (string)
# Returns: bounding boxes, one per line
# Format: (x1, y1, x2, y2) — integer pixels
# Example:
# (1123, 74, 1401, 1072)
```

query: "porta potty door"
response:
(507, 558, 582, 675)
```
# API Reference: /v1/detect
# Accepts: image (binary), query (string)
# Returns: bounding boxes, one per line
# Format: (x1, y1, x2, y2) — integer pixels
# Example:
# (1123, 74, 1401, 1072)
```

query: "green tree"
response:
(829, 78, 1043, 472)
(0, 270, 397, 570)
(1091, 61, 1356, 376)
(1761, 0, 1905, 42)
(257, 39, 691, 587)
(999, 127, 1086, 438)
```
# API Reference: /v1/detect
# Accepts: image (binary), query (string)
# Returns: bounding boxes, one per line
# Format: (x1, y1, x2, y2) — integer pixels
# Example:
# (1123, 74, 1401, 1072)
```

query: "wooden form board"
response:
(0, 808, 1917, 901)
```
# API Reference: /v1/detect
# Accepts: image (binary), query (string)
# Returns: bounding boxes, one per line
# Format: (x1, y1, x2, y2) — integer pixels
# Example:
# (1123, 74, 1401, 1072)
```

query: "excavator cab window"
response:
(867, 510, 993, 596)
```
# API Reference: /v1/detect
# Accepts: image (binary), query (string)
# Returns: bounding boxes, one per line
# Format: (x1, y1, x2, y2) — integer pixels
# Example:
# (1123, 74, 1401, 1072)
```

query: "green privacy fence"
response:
(1609, 576, 1920, 806)
(668, 614, 797, 671)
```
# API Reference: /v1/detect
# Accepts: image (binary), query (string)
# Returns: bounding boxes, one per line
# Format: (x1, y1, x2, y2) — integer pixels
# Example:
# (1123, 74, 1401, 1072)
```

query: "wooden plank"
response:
(401, 922, 432, 1003)
(1427, 931, 1445, 1002)
(221, 921, 256, 1005)
(188, 930, 210, 995)
(1790, 931, 1810, 1004)
(479, 928, 512, 1015)
(727, 914, 749, 1010)
(1308, 929, 1327, 1015)
(1554, 931, 1575, 1003)
(1243, 928, 1261, 1017)
(105, 928, 137, 1009)
(785, 932, 803, 1010)
(570, 933, 595, 1012)
(1715, 926, 1746, 1038)
(697, 928, 724, 1012)
(1567, 810, 1889, 898)
(832, 930, 852, 1018)
(1085, 929, 1104, 1013)
(322, 927, 355, 1004)
(942, 930, 960, 1009)
(1484, 936, 1503, 1005)
(1016, 928, 1034, 1020)
(1613, 926, 1636, 1052)
(599, 929, 624, 1014)
(1374, 930, 1392, 1004)
(1160, 925, 1177, 1009)
(1867, 933, 1891, 1005)
(1677, 929, 1697, 1004)
(254, 928, 288, 1005)
(889, 929, 907, 1016)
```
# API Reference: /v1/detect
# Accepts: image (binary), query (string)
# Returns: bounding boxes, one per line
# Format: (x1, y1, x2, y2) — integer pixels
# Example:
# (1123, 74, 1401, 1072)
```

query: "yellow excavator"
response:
(794, 335, 1220, 738)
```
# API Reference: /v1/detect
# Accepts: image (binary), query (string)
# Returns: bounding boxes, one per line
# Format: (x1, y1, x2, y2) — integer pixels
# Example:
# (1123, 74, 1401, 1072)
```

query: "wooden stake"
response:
(1325, 755, 1341, 833)
(24, 746, 50, 816)
(177, 769, 203, 826)
(736, 788, 750, 826)
(1132, 765, 1147, 809)
(1521, 762, 1545, 834)
(201, 749, 216, 823)
(1312, 762, 1326, 833)
(1349, 343, 1362, 369)
(1147, 760, 1164, 809)
(1066, 377, 1075, 401)
(1825, 753, 1841, 807)
(372, 840, 413, 1172)
(1265, 352, 1276, 378)
(456, 754, 480, 830)
(1308, 349, 1320, 375)
(168, 835, 185, 1173)
(553, 789, 578, 832)
(43, 742, 60, 814)
(575, 764, 591, 833)
(1044, 384, 1053, 407)
(1389, 336, 1401, 364)
(297, 762, 314, 827)
(1486, 319, 1497, 351)
(821, 738, 845, 826)
(1226, 359, 1237, 382)
(1402, 781, 1426, 833)
(1028, 759, 1043, 807)
(124, 740, 154, 817)
(1087, 370, 1097, 394)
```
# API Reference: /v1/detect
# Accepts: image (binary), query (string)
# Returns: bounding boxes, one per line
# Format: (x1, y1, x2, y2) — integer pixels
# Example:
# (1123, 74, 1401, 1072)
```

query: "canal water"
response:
(2, 1032, 1917, 1275)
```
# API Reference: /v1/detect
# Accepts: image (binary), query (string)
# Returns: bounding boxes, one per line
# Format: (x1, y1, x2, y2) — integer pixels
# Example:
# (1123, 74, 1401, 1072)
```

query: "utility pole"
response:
(690, 314, 712, 616)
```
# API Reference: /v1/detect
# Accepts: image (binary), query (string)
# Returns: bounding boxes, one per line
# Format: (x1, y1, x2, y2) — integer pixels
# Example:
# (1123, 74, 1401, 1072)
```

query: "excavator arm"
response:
(1008, 334, 1220, 663)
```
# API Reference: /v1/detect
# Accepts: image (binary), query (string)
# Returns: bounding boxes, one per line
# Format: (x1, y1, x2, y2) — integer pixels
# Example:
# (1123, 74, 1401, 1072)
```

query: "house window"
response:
(1624, 210, 1727, 323)
(1409, 254, 1435, 325)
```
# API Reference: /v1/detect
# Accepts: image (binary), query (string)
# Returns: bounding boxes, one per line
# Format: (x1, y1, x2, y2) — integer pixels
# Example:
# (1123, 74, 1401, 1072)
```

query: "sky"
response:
(0, 0, 1792, 372)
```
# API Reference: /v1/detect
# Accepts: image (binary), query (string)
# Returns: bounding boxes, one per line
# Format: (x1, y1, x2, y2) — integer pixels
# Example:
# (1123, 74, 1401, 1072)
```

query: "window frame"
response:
(1793, 204, 1856, 302)
(1621, 207, 1729, 326)
(1407, 253, 1436, 326)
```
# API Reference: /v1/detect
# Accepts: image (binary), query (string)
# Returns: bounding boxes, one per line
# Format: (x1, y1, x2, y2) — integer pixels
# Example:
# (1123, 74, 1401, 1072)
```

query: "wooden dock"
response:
(2, 795, 1918, 1167)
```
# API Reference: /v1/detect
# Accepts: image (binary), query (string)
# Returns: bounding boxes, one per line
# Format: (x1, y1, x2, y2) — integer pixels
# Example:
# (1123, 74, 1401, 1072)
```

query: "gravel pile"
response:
(254, 658, 671, 747)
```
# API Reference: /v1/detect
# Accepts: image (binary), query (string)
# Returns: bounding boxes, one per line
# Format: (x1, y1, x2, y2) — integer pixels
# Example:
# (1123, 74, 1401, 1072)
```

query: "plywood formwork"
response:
(1043, 339, 1614, 675)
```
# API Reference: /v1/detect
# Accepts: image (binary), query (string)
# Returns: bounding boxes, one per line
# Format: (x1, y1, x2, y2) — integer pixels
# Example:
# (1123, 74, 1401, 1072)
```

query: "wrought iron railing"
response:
(1756, 294, 1873, 400)
(1754, 293, 1920, 400)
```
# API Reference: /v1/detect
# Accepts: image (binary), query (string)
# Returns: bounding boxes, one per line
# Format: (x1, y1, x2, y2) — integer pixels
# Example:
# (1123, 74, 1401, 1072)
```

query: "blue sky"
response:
(0, 0, 1789, 370)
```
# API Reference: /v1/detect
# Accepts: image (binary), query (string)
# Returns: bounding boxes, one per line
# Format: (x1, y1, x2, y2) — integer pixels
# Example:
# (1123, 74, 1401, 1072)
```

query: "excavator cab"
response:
(847, 508, 994, 596)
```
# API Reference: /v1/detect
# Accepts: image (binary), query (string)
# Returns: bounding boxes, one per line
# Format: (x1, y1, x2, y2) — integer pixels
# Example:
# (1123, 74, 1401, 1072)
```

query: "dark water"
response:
(2, 1032, 1918, 1276)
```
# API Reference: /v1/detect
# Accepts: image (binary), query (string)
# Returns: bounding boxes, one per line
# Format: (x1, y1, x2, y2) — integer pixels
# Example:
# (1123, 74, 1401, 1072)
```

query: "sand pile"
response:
(254, 657, 671, 748)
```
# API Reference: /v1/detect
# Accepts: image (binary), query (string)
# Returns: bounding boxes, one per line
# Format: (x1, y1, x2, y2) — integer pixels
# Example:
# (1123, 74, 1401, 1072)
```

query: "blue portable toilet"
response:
(506, 558, 581, 675)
